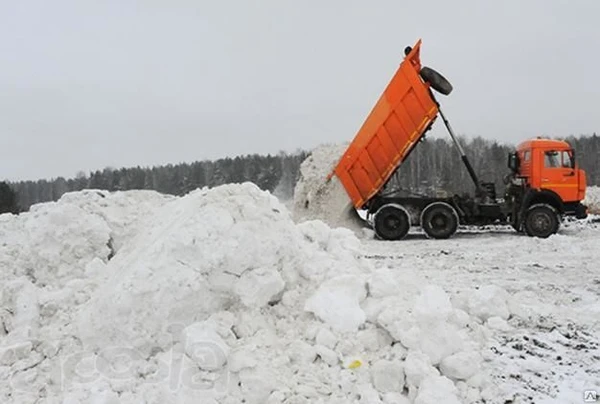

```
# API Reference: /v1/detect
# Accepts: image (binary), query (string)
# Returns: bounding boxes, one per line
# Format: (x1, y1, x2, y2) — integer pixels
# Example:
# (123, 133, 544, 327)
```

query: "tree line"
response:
(4, 152, 308, 212)
(1, 134, 599, 213)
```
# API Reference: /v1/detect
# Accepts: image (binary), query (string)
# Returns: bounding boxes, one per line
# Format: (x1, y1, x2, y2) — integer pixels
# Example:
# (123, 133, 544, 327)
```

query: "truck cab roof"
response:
(517, 138, 572, 151)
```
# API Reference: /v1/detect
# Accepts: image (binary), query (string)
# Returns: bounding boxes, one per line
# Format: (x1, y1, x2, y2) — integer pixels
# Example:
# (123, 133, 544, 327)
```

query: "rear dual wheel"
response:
(374, 204, 410, 240)
(374, 202, 460, 240)
(420, 202, 459, 239)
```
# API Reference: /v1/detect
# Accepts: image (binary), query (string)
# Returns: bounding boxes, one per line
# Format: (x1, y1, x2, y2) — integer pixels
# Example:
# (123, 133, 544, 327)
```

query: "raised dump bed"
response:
(330, 40, 439, 209)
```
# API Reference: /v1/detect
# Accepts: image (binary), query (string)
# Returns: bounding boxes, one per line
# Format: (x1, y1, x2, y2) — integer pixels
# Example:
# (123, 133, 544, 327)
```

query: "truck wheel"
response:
(524, 204, 559, 238)
(420, 202, 459, 239)
(374, 204, 410, 240)
(420, 66, 453, 96)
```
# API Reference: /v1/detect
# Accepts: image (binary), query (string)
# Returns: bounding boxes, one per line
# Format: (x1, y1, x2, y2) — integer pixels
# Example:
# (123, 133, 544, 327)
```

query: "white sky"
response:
(1, 0, 599, 181)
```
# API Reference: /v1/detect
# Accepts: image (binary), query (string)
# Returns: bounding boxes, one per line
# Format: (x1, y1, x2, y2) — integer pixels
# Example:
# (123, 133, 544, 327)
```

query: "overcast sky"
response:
(1, 1, 599, 181)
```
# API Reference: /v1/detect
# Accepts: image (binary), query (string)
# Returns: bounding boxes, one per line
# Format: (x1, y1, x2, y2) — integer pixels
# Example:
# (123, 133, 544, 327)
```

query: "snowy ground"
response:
(361, 220, 600, 403)
(1, 185, 599, 404)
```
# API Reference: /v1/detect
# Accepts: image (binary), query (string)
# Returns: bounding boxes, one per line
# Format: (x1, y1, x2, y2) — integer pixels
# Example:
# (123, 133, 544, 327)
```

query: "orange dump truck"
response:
(330, 39, 588, 239)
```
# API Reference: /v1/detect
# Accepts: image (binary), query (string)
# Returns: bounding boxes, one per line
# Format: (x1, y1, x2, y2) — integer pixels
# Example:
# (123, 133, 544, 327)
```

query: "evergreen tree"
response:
(0, 182, 19, 214)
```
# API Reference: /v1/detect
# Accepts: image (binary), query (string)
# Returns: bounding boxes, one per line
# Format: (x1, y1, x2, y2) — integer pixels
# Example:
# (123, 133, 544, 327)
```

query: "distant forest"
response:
(10, 152, 309, 211)
(7, 134, 600, 211)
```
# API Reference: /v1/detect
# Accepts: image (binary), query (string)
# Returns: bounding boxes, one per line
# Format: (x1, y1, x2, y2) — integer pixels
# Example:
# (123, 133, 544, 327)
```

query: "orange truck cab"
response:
(331, 39, 588, 240)
(505, 138, 588, 231)
(514, 139, 586, 203)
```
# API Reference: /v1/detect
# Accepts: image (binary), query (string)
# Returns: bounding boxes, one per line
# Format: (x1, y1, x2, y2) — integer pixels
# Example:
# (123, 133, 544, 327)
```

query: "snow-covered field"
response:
(362, 220, 600, 403)
(1, 184, 599, 404)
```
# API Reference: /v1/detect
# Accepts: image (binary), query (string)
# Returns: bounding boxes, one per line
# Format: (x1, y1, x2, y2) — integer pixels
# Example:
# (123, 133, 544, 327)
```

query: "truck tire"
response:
(420, 202, 459, 239)
(524, 204, 559, 238)
(374, 204, 410, 240)
(420, 66, 453, 96)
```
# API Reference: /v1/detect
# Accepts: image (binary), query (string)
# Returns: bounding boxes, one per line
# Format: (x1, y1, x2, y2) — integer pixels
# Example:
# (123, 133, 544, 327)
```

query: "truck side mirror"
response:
(507, 152, 519, 172)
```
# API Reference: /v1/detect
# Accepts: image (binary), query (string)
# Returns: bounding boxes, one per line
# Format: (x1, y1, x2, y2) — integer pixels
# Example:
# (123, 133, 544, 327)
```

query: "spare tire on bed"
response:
(420, 66, 453, 96)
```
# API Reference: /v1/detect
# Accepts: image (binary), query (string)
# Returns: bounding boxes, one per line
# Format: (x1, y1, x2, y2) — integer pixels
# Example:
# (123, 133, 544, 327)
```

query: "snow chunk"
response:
(181, 322, 229, 370)
(89, 390, 121, 404)
(357, 328, 393, 352)
(239, 368, 277, 404)
(229, 346, 258, 372)
(315, 345, 339, 366)
(287, 340, 317, 365)
(411, 324, 464, 365)
(486, 316, 512, 331)
(57, 189, 174, 253)
(414, 375, 462, 404)
(439, 351, 482, 380)
(467, 285, 511, 321)
(371, 359, 405, 393)
(403, 351, 440, 389)
(304, 275, 367, 333)
(448, 309, 470, 328)
(234, 268, 285, 307)
(368, 269, 400, 298)
(21, 201, 111, 286)
(380, 286, 463, 365)
(315, 327, 337, 349)
(0, 341, 33, 366)
(357, 383, 383, 404)
(0, 277, 39, 338)
(414, 285, 454, 323)
(382, 392, 411, 404)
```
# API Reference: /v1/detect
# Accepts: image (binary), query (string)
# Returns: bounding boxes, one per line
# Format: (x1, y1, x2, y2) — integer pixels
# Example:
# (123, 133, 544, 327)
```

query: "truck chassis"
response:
(364, 106, 587, 240)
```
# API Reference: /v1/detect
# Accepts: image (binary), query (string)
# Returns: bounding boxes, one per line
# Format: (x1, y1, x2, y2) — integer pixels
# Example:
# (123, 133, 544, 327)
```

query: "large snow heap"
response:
(0, 183, 505, 403)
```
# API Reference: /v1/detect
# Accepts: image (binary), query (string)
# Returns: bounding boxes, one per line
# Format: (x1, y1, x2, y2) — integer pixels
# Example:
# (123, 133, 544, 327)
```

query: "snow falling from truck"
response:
(292, 143, 369, 233)
(0, 183, 599, 403)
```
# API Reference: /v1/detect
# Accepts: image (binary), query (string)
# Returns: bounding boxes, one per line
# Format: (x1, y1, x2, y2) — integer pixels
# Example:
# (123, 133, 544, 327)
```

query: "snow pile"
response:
(584, 185, 600, 214)
(293, 143, 368, 232)
(305, 275, 367, 333)
(58, 189, 176, 251)
(75, 183, 338, 357)
(0, 183, 505, 403)
(374, 284, 504, 403)
(0, 197, 111, 288)
(0, 190, 174, 289)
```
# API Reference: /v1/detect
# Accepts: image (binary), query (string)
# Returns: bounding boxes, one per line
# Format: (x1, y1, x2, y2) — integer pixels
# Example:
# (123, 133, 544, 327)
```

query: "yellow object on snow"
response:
(347, 360, 362, 369)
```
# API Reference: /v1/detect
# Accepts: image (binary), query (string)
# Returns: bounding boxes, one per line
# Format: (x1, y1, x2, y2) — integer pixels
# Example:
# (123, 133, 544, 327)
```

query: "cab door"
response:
(540, 149, 579, 202)
(519, 149, 532, 180)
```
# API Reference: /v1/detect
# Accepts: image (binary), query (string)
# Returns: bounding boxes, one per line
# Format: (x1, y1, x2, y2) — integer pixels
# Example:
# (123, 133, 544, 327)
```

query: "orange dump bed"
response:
(331, 40, 439, 208)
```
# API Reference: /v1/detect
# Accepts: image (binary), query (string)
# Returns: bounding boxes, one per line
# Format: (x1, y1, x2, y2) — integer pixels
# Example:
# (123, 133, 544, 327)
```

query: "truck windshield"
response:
(544, 151, 561, 168)
(544, 150, 575, 168)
